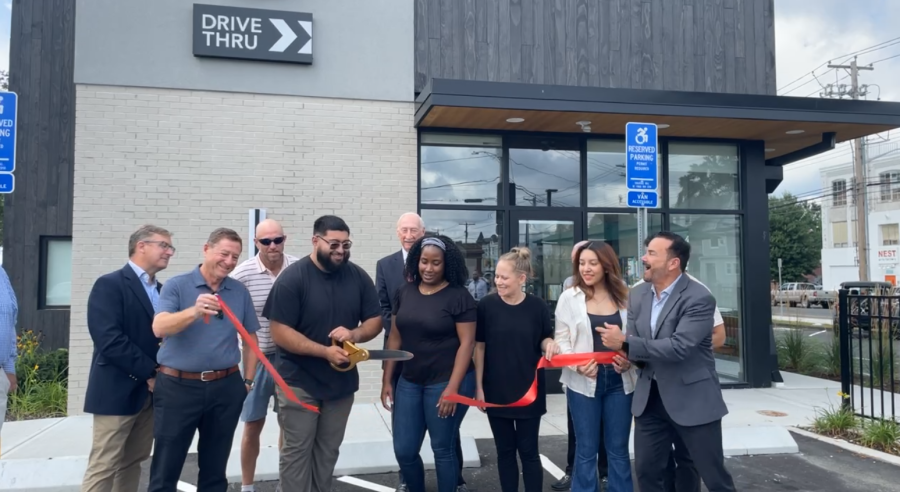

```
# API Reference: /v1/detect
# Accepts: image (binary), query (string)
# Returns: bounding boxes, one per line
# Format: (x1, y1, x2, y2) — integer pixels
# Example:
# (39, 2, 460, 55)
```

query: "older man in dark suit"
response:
(81, 225, 175, 492)
(375, 212, 469, 492)
(600, 231, 736, 492)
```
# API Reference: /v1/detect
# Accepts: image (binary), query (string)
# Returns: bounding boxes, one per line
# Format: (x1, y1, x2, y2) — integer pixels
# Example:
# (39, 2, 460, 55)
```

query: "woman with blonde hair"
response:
(474, 246, 559, 492)
(555, 241, 637, 492)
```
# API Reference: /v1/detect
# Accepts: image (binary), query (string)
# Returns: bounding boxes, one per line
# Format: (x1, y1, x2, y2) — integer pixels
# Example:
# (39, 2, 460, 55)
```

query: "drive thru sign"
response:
(193, 4, 313, 64)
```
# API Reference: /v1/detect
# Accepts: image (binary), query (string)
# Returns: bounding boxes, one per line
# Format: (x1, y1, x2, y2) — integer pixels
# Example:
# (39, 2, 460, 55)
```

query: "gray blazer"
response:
(625, 274, 728, 427)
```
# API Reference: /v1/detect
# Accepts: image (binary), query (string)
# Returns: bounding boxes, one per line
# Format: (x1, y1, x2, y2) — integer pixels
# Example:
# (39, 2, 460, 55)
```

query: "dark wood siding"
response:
(3, 0, 76, 350)
(414, 0, 776, 95)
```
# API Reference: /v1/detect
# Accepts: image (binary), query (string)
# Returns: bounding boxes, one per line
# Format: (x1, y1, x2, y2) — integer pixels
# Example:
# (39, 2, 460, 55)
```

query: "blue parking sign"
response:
(625, 122, 657, 191)
(0, 91, 17, 173)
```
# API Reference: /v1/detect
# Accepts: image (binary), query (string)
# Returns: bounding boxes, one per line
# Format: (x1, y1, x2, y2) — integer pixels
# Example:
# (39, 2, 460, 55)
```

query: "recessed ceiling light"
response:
(506, 117, 525, 123)
(785, 129, 805, 135)
(657, 124, 670, 129)
(765, 148, 775, 152)
(575, 120, 592, 126)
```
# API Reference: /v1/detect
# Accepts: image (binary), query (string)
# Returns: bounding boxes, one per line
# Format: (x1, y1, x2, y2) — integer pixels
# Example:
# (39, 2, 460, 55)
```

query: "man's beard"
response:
(317, 248, 349, 272)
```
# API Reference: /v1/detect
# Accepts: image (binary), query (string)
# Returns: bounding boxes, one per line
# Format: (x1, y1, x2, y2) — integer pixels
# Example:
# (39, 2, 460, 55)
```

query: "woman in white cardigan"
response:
(555, 241, 637, 492)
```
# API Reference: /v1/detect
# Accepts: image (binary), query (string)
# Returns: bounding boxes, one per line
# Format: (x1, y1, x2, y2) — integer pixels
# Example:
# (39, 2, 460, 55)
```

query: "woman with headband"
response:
(381, 235, 477, 492)
(555, 241, 637, 492)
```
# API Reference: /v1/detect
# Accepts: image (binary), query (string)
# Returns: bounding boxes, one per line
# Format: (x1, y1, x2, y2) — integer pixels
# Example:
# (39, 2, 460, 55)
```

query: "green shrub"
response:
(777, 328, 820, 373)
(859, 418, 900, 453)
(6, 330, 69, 421)
(812, 403, 857, 437)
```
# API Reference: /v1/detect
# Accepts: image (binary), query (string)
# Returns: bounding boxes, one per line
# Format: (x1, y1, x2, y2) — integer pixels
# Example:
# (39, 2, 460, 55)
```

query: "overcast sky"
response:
(0, 2, 895, 202)
(773, 0, 900, 199)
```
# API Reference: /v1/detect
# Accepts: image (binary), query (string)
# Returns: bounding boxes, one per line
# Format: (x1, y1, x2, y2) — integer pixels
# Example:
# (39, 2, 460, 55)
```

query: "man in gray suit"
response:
(599, 231, 735, 492)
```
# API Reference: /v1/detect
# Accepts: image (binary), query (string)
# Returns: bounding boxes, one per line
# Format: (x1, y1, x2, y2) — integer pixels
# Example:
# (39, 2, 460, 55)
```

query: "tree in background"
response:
(769, 193, 822, 283)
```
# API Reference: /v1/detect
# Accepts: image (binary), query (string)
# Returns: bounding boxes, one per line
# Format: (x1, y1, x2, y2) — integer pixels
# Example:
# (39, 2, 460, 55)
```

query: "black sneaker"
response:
(551, 474, 572, 491)
(600, 475, 608, 492)
(396, 483, 408, 492)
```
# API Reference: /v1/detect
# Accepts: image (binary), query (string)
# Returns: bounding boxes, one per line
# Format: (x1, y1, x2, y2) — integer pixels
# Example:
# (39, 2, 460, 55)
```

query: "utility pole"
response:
(827, 56, 873, 281)
(459, 222, 474, 244)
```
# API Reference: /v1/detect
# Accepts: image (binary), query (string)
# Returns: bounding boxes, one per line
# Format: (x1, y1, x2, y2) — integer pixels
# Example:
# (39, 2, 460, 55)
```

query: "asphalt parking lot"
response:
(140, 432, 900, 491)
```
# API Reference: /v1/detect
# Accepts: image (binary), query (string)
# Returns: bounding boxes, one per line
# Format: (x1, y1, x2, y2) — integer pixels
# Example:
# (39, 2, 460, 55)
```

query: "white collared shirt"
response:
(554, 286, 637, 397)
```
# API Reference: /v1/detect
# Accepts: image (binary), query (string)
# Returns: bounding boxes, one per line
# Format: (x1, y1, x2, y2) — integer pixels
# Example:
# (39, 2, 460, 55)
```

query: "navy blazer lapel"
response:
(391, 250, 406, 283)
(653, 275, 690, 338)
(122, 264, 155, 319)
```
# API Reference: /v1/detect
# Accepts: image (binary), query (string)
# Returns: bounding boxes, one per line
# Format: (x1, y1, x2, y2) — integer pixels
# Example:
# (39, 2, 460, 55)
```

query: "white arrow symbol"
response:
(298, 20, 312, 54)
(269, 19, 297, 52)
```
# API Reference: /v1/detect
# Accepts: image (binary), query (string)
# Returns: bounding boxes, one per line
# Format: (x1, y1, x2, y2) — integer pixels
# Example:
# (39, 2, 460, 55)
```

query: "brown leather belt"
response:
(158, 365, 239, 382)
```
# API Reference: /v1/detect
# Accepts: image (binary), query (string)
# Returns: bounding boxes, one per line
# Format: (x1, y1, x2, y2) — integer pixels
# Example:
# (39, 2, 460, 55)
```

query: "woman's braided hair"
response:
(403, 234, 470, 288)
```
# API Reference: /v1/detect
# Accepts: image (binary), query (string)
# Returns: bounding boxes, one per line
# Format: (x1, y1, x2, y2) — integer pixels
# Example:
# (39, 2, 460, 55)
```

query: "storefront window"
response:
(587, 212, 663, 287)
(508, 137, 580, 207)
(669, 214, 743, 383)
(420, 209, 503, 291)
(42, 237, 73, 308)
(420, 133, 502, 205)
(587, 139, 660, 208)
(668, 142, 740, 210)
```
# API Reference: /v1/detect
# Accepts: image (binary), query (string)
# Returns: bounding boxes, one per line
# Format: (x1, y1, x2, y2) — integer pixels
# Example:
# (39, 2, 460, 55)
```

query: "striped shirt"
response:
(0, 266, 18, 374)
(230, 253, 299, 354)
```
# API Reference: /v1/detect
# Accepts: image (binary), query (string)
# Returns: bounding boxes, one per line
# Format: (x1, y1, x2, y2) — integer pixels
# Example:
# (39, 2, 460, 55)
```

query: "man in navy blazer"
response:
(81, 225, 175, 492)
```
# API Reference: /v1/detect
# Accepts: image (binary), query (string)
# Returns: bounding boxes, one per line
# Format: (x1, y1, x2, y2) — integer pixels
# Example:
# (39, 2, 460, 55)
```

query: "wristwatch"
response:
(244, 378, 255, 389)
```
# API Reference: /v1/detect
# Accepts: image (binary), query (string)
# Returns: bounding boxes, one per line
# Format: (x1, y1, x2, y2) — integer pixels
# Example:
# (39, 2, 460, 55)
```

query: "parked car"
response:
(771, 282, 836, 309)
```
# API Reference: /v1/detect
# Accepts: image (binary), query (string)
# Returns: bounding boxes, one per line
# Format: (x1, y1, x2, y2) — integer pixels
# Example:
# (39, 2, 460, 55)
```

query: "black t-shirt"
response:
(590, 312, 621, 353)
(262, 256, 381, 401)
(476, 293, 553, 419)
(392, 283, 477, 386)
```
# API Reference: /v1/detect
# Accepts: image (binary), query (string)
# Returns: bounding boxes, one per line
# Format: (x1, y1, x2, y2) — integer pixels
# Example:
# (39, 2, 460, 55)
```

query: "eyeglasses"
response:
(257, 236, 285, 246)
(316, 236, 352, 250)
(143, 240, 176, 253)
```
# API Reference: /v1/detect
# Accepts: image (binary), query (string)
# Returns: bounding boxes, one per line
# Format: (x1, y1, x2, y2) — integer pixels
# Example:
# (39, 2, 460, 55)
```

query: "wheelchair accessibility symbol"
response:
(634, 127, 649, 145)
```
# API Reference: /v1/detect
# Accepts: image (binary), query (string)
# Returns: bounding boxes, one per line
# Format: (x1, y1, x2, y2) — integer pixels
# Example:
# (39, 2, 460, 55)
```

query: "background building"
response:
(6, 0, 900, 415)
(820, 139, 900, 288)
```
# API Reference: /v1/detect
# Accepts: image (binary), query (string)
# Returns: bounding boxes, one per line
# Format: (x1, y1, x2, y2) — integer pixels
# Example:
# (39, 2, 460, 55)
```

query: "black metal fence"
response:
(838, 282, 899, 421)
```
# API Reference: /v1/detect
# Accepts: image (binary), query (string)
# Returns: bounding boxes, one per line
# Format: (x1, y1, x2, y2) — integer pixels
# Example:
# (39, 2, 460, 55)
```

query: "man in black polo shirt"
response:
(263, 215, 382, 492)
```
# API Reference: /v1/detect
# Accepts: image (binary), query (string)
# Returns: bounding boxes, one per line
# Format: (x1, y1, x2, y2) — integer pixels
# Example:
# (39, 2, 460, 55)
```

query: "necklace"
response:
(420, 281, 448, 295)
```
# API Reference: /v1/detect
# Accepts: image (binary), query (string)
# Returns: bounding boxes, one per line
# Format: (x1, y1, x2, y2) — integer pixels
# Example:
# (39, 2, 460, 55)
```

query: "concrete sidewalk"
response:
(1, 371, 845, 491)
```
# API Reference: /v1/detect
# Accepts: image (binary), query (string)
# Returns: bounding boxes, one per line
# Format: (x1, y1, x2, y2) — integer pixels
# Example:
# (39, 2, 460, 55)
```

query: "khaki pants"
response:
(81, 395, 155, 492)
(276, 386, 354, 492)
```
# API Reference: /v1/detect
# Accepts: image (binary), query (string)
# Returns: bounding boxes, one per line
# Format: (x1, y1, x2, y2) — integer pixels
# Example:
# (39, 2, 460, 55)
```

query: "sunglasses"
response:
(316, 235, 353, 250)
(257, 236, 285, 246)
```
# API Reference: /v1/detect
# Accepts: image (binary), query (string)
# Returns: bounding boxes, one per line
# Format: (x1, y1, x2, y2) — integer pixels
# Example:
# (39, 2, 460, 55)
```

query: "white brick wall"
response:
(69, 85, 417, 415)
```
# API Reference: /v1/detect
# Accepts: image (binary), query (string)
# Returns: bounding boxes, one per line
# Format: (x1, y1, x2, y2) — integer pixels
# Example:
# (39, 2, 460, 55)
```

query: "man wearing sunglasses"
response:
(231, 219, 299, 492)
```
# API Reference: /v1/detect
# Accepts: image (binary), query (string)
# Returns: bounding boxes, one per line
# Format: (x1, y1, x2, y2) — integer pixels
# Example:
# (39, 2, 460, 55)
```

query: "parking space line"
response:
(540, 454, 565, 480)
(337, 475, 395, 492)
(176, 481, 198, 492)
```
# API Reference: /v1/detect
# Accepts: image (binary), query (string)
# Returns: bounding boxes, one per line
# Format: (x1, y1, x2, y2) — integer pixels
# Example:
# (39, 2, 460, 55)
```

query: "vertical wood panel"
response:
(587, 0, 600, 87)
(742, 0, 755, 92)
(650, 0, 663, 90)
(5, 0, 75, 349)
(552, 0, 566, 84)
(440, 0, 453, 78)
(476, 0, 488, 43)
(415, 0, 429, 89)
(510, 0, 522, 82)
(683, 4, 695, 90)
(464, 0, 478, 80)
(575, 0, 588, 86)
(629, 0, 642, 88)
(753, 0, 766, 94)
(763, 0, 776, 94)
(499, 0, 511, 81)
(487, 0, 499, 81)
(712, 0, 725, 93)
(564, 0, 577, 85)
(693, 0, 705, 90)
(522, 0, 534, 46)
(663, 0, 676, 90)
(532, 0, 544, 83)
(609, 0, 621, 88)
(724, 7, 736, 93)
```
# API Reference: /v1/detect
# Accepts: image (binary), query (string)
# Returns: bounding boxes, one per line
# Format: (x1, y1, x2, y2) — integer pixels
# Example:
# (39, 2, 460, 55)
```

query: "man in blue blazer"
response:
(81, 225, 175, 492)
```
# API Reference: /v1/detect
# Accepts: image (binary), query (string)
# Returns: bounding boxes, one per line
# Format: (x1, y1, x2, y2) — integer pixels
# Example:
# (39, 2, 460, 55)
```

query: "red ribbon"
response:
(443, 352, 618, 408)
(207, 296, 320, 414)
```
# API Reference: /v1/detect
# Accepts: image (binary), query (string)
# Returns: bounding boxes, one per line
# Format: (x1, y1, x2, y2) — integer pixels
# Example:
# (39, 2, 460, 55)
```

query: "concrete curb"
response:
(787, 427, 900, 467)
(0, 437, 482, 492)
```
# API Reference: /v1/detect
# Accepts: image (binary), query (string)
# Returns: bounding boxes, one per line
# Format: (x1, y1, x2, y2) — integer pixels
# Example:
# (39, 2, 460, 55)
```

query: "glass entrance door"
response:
(510, 210, 582, 395)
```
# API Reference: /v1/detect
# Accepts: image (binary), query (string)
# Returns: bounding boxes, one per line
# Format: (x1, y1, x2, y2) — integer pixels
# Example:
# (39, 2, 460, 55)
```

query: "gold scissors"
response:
(329, 338, 414, 372)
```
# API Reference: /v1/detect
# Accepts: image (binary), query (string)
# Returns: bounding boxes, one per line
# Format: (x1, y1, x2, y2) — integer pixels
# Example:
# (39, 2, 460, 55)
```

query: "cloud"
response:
(773, 1, 900, 198)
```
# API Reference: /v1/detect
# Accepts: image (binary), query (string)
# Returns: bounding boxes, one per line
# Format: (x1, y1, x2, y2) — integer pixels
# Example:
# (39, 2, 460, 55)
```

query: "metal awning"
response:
(415, 78, 900, 166)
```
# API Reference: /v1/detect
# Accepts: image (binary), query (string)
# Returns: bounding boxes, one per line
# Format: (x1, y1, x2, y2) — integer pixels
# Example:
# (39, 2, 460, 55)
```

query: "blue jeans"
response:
(393, 371, 475, 492)
(567, 366, 634, 492)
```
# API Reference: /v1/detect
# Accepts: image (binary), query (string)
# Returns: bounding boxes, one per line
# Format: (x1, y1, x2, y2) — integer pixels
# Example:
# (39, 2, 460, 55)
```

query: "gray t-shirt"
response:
(156, 266, 260, 372)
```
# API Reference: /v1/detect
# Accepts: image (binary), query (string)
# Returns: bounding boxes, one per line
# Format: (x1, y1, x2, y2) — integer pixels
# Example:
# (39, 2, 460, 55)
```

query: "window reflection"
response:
(420, 134, 502, 205)
(669, 142, 739, 210)
(587, 140, 660, 208)
(509, 137, 580, 207)
(420, 209, 503, 298)
(586, 213, 663, 287)
(669, 214, 743, 383)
